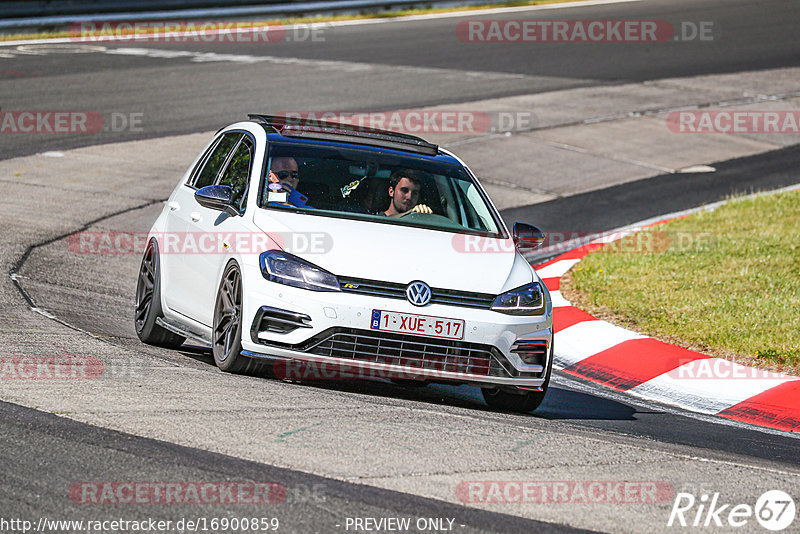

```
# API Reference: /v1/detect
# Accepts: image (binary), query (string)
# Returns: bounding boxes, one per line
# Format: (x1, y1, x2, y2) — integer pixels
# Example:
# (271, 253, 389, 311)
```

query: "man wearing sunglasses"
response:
(267, 157, 310, 207)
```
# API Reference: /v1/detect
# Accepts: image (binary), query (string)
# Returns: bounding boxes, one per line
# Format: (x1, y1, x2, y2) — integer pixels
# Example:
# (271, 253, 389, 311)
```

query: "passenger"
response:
(383, 169, 433, 217)
(267, 157, 309, 207)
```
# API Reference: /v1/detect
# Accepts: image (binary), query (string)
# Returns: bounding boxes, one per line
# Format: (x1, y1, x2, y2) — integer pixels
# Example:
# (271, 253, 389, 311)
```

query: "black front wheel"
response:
(481, 341, 554, 413)
(481, 387, 547, 413)
(134, 240, 185, 348)
(212, 262, 263, 374)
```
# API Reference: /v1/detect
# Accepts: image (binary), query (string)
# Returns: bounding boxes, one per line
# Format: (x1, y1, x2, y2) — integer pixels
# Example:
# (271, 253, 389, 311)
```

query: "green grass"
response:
(563, 190, 800, 372)
(0, 0, 584, 42)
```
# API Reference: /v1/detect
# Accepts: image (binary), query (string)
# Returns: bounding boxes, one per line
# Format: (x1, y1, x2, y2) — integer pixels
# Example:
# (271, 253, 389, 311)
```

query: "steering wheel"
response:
(399, 210, 427, 219)
(399, 210, 467, 230)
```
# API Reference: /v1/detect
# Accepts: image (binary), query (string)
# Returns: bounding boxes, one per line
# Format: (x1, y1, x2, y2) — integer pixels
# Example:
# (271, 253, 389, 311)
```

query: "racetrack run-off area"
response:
(535, 195, 800, 433)
(1, 1, 800, 532)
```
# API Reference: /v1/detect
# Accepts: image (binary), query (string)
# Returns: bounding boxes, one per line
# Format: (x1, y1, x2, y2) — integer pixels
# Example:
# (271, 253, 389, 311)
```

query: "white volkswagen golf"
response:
(135, 115, 553, 412)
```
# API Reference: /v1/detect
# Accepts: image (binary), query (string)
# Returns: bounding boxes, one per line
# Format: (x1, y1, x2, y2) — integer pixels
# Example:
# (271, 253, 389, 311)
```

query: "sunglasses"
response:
(275, 170, 299, 181)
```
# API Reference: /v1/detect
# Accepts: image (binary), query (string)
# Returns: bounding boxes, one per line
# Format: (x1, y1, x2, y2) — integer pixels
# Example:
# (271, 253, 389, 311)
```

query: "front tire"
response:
(135, 239, 185, 348)
(481, 341, 554, 413)
(212, 262, 263, 374)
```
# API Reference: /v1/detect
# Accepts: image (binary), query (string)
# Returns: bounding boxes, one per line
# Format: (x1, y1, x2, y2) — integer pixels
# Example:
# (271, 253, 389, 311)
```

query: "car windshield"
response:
(259, 142, 502, 236)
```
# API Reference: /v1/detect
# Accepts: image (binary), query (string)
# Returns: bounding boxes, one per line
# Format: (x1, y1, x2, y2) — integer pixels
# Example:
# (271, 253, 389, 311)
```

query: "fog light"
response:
(511, 341, 548, 366)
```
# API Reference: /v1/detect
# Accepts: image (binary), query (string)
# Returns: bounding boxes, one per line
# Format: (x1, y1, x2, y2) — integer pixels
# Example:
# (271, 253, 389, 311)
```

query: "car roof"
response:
(248, 114, 445, 159)
(262, 133, 464, 168)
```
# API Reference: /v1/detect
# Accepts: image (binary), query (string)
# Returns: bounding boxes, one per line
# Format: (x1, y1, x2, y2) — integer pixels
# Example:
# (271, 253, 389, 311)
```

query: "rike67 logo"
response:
(668, 490, 795, 531)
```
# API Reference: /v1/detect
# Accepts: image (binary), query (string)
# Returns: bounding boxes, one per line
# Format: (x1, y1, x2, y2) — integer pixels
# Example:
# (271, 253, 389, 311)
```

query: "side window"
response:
(218, 136, 253, 211)
(192, 132, 242, 189)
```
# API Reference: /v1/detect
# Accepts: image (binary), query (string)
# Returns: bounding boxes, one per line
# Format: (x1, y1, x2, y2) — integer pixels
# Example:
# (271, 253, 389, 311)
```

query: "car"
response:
(135, 114, 553, 412)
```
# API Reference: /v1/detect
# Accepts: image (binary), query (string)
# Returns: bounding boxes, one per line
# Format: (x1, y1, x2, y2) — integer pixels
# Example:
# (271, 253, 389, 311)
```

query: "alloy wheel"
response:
(214, 266, 242, 362)
(134, 244, 156, 333)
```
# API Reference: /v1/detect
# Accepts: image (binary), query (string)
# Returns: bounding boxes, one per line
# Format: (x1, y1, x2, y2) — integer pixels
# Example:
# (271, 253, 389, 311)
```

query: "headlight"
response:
(259, 251, 340, 292)
(491, 282, 545, 315)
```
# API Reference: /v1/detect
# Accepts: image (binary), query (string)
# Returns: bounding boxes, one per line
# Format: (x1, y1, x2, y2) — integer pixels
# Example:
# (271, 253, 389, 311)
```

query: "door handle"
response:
(190, 212, 202, 222)
(168, 201, 180, 211)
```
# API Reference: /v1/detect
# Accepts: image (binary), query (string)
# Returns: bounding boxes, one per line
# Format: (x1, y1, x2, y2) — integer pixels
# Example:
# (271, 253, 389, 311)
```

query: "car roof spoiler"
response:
(248, 114, 439, 157)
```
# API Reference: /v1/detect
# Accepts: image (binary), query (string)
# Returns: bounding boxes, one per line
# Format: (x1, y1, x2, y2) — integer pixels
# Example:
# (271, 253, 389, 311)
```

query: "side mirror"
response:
(195, 185, 239, 216)
(513, 222, 546, 253)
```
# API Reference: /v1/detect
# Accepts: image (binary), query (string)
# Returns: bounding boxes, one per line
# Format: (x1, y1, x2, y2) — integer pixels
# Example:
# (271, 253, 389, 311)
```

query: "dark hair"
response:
(388, 168, 423, 190)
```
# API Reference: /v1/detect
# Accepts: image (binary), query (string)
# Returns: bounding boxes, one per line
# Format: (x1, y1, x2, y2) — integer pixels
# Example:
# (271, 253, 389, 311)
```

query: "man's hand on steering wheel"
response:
(411, 204, 432, 214)
(397, 204, 433, 217)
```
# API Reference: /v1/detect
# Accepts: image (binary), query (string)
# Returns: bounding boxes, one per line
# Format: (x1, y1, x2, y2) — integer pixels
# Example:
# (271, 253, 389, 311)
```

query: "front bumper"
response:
(242, 347, 548, 388)
(240, 264, 553, 388)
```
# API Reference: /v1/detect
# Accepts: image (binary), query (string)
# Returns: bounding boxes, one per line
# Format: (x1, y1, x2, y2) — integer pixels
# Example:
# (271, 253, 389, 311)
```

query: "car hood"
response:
(253, 210, 531, 294)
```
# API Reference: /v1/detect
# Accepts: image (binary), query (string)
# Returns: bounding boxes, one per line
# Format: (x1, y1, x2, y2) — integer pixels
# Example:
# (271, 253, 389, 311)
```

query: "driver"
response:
(383, 169, 433, 217)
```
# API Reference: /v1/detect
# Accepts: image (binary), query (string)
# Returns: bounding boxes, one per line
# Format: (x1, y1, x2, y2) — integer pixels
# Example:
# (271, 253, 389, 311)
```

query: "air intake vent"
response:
(250, 306, 312, 341)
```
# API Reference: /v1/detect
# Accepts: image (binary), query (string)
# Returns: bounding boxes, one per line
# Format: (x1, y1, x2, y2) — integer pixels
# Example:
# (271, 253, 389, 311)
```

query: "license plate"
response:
(370, 310, 465, 340)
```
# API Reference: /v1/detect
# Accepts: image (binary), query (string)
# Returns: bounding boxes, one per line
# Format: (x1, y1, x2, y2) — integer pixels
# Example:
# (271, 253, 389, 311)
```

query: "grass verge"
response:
(1, 0, 585, 42)
(561, 189, 800, 373)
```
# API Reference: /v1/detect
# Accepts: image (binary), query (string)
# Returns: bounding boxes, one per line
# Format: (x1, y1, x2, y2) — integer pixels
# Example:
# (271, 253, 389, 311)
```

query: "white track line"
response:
(0, 0, 646, 48)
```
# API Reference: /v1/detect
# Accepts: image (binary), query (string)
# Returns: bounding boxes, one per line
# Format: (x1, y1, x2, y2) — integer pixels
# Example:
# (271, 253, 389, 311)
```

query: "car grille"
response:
(305, 328, 511, 377)
(337, 276, 495, 309)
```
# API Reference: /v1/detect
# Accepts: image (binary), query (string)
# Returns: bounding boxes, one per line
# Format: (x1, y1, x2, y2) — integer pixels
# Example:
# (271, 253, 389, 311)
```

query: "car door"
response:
(183, 133, 255, 327)
(162, 131, 243, 320)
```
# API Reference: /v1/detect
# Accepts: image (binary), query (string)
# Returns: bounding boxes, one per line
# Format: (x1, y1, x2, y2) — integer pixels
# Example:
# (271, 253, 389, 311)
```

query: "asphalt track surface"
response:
(1, 0, 800, 158)
(506, 145, 800, 236)
(2, 0, 800, 532)
(2, 401, 586, 534)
